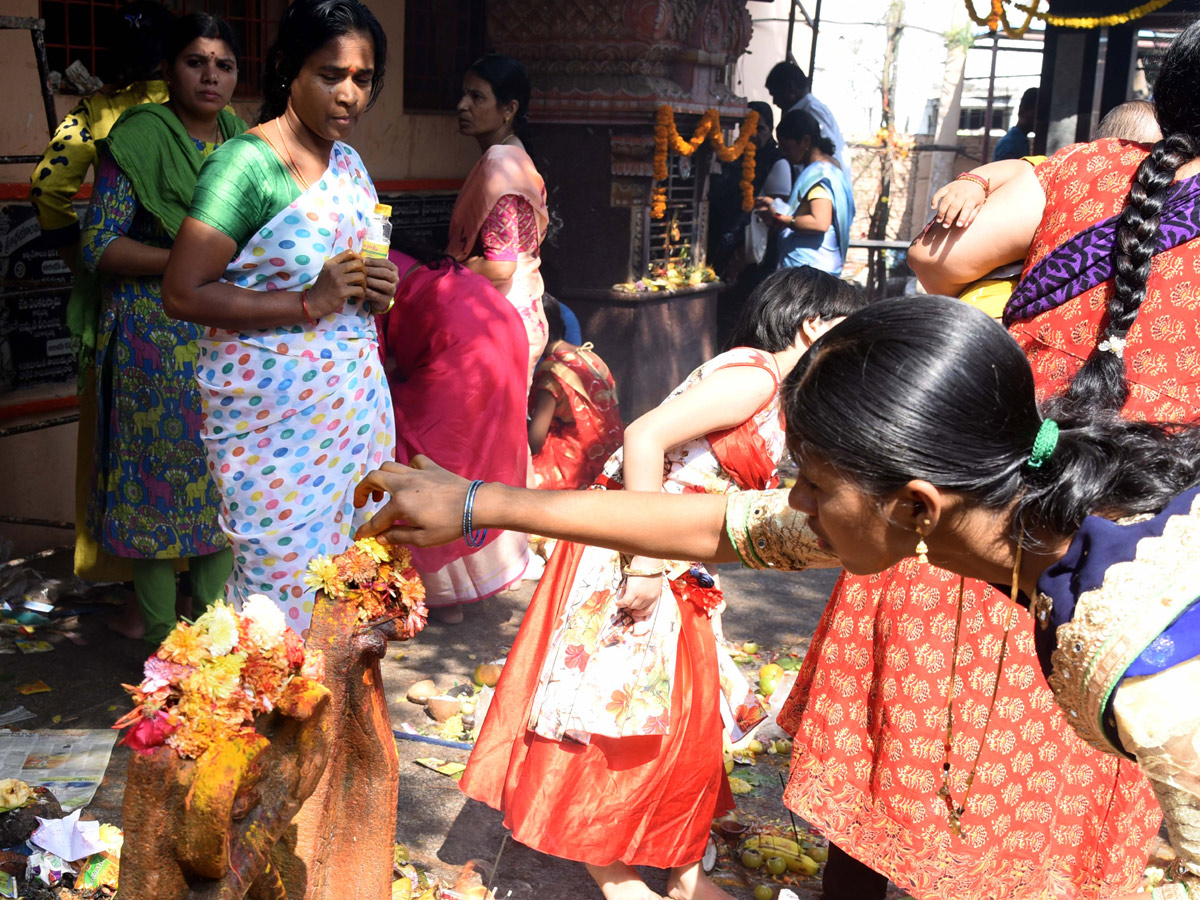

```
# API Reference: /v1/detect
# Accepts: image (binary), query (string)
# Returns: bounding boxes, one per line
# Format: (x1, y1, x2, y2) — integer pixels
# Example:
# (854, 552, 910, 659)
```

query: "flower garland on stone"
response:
(303, 537, 428, 637)
(653, 106, 758, 220)
(114, 595, 324, 759)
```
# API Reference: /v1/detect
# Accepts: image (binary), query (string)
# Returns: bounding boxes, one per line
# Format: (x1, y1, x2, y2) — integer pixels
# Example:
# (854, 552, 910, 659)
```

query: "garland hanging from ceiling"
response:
(964, 0, 1173, 37)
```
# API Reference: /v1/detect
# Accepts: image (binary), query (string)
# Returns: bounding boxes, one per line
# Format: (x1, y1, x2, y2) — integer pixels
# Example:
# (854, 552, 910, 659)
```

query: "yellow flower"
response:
(194, 601, 240, 656)
(160, 621, 212, 666)
(186, 657, 242, 703)
(304, 555, 342, 596)
(355, 537, 391, 563)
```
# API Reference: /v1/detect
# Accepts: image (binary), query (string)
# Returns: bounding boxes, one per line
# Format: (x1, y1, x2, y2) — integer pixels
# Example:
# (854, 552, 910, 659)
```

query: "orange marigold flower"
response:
(159, 621, 212, 667)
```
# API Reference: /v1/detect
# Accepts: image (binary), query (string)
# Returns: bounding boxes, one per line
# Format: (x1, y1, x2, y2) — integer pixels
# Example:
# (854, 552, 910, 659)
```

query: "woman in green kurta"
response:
(82, 13, 244, 644)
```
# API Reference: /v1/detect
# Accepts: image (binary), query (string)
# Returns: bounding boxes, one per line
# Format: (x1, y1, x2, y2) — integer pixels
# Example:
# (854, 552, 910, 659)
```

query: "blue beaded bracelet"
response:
(462, 479, 488, 548)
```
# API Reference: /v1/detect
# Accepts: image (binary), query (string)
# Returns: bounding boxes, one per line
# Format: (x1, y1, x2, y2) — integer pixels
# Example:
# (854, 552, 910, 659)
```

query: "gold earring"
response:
(915, 518, 931, 564)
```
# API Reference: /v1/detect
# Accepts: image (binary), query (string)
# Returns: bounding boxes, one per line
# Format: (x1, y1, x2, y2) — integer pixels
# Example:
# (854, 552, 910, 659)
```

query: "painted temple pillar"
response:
(488, 0, 754, 419)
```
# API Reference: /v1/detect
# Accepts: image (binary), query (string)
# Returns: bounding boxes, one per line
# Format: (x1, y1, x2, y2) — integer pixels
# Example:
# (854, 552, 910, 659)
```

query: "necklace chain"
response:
(938, 543, 1022, 837)
(262, 118, 311, 191)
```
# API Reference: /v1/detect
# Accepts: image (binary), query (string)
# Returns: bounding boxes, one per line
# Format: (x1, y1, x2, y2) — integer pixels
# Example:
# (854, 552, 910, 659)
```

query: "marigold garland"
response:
(966, 0, 1172, 33)
(963, 0, 1040, 37)
(1013, 0, 1172, 27)
(652, 106, 758, 220)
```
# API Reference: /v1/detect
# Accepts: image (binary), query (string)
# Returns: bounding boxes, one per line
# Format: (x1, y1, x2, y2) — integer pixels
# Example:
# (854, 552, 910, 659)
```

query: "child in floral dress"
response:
(460, 267, 866, 900)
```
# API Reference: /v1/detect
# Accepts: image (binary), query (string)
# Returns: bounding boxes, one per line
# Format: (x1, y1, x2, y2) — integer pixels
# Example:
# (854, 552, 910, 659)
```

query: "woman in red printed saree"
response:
(796, 80, 1200, 898)
(448, 54, 549, 387)
(378, 247, 531, 622)
(529, 296, 623, 491)
(461, 268, 867, 900)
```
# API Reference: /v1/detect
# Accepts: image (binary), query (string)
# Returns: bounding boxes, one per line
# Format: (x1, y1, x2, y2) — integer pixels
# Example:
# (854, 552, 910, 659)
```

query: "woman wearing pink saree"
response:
(448, 54, 549, 386)
(377, 245, 531, 625)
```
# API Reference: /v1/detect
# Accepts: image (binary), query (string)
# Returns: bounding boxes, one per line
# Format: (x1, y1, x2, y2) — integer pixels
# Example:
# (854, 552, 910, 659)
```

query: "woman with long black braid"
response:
(752, 18, 1200, 900)
(909, 17, 1200, 420)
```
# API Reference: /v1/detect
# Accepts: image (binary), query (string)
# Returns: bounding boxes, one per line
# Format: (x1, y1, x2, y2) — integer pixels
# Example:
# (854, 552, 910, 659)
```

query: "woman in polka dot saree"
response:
(163, 2, 398, 635)
(177, 135, 395, 633)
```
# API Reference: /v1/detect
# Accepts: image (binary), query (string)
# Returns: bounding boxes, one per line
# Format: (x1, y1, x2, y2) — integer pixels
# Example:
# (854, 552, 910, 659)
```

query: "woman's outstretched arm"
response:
(354, 456, 740, 564)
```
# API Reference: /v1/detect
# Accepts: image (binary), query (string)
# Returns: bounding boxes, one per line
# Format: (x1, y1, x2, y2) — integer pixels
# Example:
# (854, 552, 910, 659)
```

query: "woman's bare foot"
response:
(430, 603, 465, 624)
(584, 861, 663, 900)
(106, 596, 145, 640)
(666, 861, 738, 900)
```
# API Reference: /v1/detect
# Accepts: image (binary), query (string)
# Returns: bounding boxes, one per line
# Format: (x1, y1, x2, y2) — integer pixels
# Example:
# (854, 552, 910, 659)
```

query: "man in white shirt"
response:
(765, 61, 850, 174)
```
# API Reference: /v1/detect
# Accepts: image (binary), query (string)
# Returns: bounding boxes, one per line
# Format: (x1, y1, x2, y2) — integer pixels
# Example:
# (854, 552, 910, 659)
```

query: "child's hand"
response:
(930, 177, 987, 229)
(617, 570, 665, 621)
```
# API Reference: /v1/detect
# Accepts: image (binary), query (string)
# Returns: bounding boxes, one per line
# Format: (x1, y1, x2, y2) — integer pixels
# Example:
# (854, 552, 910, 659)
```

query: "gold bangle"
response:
(622, 563, 666, 578)
(954, 171, 990, 197)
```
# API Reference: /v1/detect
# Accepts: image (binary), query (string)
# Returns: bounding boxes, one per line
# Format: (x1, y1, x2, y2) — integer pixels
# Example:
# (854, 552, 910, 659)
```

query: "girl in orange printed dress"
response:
(460, 267, 867, 900)
(528, 295, 623, 491)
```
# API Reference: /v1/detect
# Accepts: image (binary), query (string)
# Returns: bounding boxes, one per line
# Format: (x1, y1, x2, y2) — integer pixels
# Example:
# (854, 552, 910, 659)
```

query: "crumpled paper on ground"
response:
(31, 808, 105, 862)
(25, 849, 69, 886)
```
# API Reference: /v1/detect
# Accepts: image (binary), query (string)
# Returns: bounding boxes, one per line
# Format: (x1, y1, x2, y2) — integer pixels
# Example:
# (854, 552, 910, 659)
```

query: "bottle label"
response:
(361, 240, 389, 260)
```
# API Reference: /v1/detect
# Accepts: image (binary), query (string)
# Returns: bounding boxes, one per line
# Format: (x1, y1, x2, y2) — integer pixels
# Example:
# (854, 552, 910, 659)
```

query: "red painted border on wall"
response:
(374, 179, 463, 192)
(0, 178, 464, 201)
(0, 391, 78, 422)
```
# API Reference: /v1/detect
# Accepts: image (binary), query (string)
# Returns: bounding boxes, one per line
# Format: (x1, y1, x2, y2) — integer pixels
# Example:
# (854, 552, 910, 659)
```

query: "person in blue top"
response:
(756, 109, 854, 275)
(992, 87, 1037, 161)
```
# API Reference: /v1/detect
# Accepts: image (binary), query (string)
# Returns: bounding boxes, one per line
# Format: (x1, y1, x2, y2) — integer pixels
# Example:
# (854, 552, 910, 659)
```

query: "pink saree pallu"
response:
(194, 143, 394, 635)
(446, 144, 549, 384)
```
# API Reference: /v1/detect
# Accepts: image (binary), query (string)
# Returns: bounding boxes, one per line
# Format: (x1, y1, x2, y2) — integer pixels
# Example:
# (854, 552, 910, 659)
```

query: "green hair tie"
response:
(1027, 419, 1059, 469)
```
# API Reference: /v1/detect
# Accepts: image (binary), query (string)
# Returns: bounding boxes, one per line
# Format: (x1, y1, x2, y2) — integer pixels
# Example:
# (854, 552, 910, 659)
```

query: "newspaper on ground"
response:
(0, 730, 117, 810)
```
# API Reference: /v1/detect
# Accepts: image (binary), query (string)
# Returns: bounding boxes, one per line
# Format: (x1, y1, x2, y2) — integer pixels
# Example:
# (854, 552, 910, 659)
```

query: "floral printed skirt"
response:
(459, 540, 733, 867)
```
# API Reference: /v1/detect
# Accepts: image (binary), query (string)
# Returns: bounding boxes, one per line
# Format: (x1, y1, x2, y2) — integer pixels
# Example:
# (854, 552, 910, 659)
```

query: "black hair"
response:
(103, 1, 176, 87)
(390, 233, 460, 272)
(765, 61, 809, 97)
(777, 109, 835, 158)
(258, 0, 387, 123)
(541, 294, 566, 345)
(466, 54, 533, 142)
(749, 101, 774, 135)
(784, 296, 1200, 547)
(1063, 19, 1200, 412)
(163, 12, 240, 67)
(727, 266, 867, 352)
(1018, 86, 1038, 112)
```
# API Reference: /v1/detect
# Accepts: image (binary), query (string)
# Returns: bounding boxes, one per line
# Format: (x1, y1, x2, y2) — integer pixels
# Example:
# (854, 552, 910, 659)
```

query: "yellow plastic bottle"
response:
(361, 202, 392, 259)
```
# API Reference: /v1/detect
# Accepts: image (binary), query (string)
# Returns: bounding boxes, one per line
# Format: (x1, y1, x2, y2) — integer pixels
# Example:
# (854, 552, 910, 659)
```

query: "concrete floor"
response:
(2, 556, 914, 900)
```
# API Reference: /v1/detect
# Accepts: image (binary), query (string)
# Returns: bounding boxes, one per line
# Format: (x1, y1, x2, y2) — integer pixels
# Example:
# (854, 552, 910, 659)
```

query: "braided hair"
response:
(1063, 20, 1200, 411)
